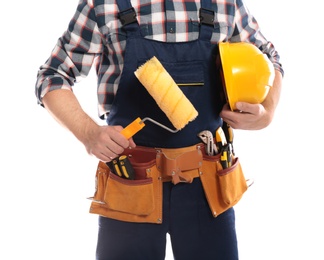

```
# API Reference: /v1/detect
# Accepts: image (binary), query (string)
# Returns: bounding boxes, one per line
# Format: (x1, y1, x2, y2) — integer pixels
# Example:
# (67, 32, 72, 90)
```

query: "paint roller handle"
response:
(120, 117, 146, 139)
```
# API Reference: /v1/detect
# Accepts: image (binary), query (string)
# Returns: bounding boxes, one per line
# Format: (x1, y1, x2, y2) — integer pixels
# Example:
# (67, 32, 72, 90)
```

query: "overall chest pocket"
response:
(148, 60, 205, 101)
(167, 61, 205, 87)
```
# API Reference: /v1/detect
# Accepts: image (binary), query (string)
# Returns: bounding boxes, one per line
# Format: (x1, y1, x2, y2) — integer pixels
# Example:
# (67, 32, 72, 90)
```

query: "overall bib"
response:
(96, 1, 238, 259)
(107, 1, 224, 148)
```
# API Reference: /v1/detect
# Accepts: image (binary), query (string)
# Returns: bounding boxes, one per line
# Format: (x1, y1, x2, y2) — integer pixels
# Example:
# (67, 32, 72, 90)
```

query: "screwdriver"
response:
(222, 123, 234, 167)
(222, 123, 234, 151)
(220, 149, 229, 169)
(216, 126, 233, 169)
(215, 126, 227, 151)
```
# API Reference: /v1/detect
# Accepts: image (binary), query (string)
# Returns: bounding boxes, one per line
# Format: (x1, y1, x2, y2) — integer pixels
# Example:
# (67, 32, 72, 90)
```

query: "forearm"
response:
(42, 89, 136, 161)
(262, 69, 283, 120)
(42, 89, 99, 145)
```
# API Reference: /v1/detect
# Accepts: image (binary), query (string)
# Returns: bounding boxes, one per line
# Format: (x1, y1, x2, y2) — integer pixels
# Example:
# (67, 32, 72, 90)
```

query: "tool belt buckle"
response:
(156, 148, 203, 185)
(164, 158, 184, 184)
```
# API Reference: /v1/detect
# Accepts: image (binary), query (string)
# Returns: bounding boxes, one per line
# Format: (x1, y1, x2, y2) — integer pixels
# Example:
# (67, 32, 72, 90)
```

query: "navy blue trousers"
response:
(96, 178, 238, 260)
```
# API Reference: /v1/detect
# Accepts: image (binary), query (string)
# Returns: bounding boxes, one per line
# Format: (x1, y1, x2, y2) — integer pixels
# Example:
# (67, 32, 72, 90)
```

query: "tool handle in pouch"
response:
(111, 159, 123, 177)
(119, 155, 135, 180)
(120, 117, 146, 139)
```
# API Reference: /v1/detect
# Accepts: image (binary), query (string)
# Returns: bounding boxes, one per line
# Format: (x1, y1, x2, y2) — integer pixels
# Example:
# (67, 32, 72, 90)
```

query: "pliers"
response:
(107, 155, 135, 180)
(198, 130, 218, 156)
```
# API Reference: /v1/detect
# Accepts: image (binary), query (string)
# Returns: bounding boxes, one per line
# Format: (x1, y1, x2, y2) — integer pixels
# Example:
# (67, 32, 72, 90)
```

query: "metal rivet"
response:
(171, 171, 175, 176)
(146, 169, 151, 173)
(157, 218, 162, 223)
(199, 171, 203, 175)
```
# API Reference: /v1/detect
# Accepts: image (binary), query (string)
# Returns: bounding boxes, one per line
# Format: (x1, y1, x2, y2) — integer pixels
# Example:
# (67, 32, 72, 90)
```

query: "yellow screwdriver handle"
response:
(120, 117, 145, 139)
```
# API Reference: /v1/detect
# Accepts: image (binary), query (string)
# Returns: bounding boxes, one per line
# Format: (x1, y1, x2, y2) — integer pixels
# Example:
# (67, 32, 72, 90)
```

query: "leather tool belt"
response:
(88, 144, 248, 223)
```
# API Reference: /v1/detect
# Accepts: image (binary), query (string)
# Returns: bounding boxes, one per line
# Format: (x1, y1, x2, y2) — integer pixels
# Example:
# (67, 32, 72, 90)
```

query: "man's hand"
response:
(220, 69, 283, 130)
(83, 124, 136, 162)
(220, 102, 272, 130)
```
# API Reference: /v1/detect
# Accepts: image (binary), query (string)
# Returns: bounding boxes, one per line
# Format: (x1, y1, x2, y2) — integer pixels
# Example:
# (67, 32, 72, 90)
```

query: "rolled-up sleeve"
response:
(230, 0, 284, 76)
(35, 0, 103, 105)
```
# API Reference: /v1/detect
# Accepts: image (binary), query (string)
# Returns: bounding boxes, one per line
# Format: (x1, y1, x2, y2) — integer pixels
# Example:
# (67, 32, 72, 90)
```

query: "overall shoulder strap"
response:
(116, 0, 132, 10)
(116, 0, 140, 33)
(199, 0, 215, 41)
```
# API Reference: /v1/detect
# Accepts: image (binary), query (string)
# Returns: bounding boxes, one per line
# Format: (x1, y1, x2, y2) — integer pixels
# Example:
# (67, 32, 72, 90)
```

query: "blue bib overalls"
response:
(97, 1, 238, 259)
(107, 1, 224, 148)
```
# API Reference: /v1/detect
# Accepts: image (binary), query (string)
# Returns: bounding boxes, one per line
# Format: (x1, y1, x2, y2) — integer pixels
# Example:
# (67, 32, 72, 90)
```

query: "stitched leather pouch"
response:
(104, 173, 154, 215)
(199, 155, 247, 217)
(90, 161, 109, 204)
(89, 154, 163, 224)
(217, 157, 247, 205)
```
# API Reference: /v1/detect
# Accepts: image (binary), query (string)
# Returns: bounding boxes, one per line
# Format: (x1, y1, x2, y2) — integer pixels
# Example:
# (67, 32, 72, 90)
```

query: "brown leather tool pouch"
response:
(89, 148, 163, 224)
(200, 155, 248, 217)
(89, 145, 248, 222)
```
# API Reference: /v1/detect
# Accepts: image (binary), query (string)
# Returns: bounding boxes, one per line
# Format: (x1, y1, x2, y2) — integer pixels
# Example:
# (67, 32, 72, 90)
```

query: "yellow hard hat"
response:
(218, 42, 275, 111)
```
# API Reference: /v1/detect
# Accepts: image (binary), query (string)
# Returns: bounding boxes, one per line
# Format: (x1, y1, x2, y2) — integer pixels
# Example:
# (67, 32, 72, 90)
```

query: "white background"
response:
(1, 0, 323, 259)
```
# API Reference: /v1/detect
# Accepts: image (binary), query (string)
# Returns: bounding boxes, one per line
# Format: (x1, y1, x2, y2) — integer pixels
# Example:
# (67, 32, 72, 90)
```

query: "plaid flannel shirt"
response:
(35, 0, 283, 119)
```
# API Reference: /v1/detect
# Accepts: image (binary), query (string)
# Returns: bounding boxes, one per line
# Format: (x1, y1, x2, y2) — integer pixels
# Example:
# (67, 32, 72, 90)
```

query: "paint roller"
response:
(120, 56, 199, 139)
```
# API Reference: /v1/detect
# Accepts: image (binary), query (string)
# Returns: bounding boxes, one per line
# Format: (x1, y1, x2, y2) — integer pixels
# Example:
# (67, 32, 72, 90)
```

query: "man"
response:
(35, 0, 283, 259)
